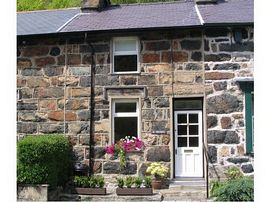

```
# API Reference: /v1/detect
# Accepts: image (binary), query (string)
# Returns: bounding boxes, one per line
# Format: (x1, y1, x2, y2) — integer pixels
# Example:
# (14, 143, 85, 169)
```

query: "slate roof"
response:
(17, 0, 253, 36)
(17, 8, 80, 35)
(198, 0, 254, 24)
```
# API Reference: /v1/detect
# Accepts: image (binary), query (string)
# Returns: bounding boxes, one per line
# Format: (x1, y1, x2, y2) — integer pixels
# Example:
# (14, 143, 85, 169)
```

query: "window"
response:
(113, 37, 139, 73)
(112, 99, 139, 142)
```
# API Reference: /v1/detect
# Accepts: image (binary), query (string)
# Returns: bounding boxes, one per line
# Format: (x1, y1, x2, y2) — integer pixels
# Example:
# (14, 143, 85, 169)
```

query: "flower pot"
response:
(116, 188, 153, 195)
(72, 187, 106, 195)
(151, 180, 162, 189)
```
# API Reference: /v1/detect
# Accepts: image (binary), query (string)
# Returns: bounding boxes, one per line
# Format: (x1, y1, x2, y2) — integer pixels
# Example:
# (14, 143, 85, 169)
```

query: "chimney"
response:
(81, 0, 111, 12)
(195, 0, 217, 4)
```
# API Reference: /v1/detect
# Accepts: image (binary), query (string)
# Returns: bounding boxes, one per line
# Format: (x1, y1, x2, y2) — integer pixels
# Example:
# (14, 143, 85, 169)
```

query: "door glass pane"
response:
(178, 137, 187, 147)
(115, 102, 136, 113)
(189, 137, 198, 147)
(115, 40, 136, 51)
(178, 125, 187, 135)
(114, 55, 137, 72)
(114, 117, 137, 142)
(189, 114, 198, 123)
(178, 114, 187, 123)
(189, 125, 198, 135)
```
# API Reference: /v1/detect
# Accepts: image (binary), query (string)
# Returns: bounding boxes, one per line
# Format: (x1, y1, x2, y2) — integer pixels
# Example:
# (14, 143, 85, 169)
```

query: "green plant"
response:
(125, 176, 134, 188)
(146, 162, 169, 180)
(95, 176, 105, 188)
(116, 177, 124, 188)
(212, 177, 254, 201)
(143, 176, 152, 188)
(134, 177, 143, 188)
(17, 134, 72, 188)
(225, 166, 243, 180)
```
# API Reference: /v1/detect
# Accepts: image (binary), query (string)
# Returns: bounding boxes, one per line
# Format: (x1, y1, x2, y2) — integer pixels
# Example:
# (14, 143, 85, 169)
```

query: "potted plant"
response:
(73, 175, 106, 195)
(105, 136, 145, 169)
(146, 162, 169, 189)
(116, 176, 153, 195)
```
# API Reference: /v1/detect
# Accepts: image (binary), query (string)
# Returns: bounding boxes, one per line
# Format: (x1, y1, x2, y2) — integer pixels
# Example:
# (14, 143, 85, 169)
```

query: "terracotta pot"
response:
(151, 179, 162, 189)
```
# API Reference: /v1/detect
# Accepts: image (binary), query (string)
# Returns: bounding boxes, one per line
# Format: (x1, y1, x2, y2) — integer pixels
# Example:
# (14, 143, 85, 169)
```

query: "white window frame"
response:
(112, 99, 140, 143)
(112, 37, 140, 74)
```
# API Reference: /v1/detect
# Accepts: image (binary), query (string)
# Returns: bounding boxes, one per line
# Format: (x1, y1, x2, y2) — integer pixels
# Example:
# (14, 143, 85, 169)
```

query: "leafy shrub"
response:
(125, 176, 134, 188)
(225, 166, 243, 180)
(134, 177, 143, 188)
(212, 177, 254, 201)
(116, 177, 124, 188)
(73, 176, 105, 188)
(143, 176, 152, 188)
(17, 135, 72, 188)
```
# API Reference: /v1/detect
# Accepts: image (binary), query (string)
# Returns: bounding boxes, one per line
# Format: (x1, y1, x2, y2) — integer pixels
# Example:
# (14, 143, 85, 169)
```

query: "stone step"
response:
(160, 190, 206, 201)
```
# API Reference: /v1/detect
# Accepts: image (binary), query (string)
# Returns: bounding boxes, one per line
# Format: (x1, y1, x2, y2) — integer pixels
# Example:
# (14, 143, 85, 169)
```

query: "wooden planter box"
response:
(116, 188, 153, 196)
(73, 187, 106, 195)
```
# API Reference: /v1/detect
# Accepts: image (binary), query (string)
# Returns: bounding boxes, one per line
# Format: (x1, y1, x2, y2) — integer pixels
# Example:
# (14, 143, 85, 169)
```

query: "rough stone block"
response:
(18, 88, 33, 99)
(67, 54, 81, 65)
(22, 46, 49, 57)
(48, 111, 77, 121)
(213, 81, 227, 91)
(35, 57, 56, 67)
(147, 64, 172, 72)
(180, 40, 201, 50)
(153, 97, 169, 108)
(78, 111, 90, 121)
(164, 84, 204, 95)
(208, 146, 217, 163)
(146, 146, 170, 162)
(44, 66, 64, 76)
(18, 112, 46, 122)
(207, 115, 217, 128)
(34, 87, 64, 98)
(161, 51, 188, 63)
(205, 72, 234, 80)
(219, 42, 254, 52)
(58, 99, 88, 110)
(95, 75, 119, 86)
(204, 54, 231, 62)
(67, 88, 90, 97)
(185, 63, 202, 71)
(213, 63, 240, 70)
(69, 122, 89, 134)
(144, 41, 170, 51)
(26, 78, 50, 88)
(17, 101, 38, 110)
(207, 93, 241, 114)
(152, 121, 168, 132)
(141, 133, 157, 145)
(138, 75, 157, 85)
(120, 76, 137, 85)
(17, 122, 37, 133)
(80, 76, 91, 87)
(142, 53, 160, 63)
(174, 72, 197, 83)
(227, 157, 249, 164)
(96, 65, 110, 74)
(21, 69, 43, 76)
(82, 54, 92, 64)
(241, 164, 254, 173)
(49, 47, 61, 56)
(69, 67, 90, 76)
(92, 147, 105, 159)
(220, 117, 232, 129)
(17, 58, 32, 69)
(73, 147, 85, 161)
(218, 146, 230, 157)
(95, 120, 109, 133)
(208, 130, 239, 144)
(191, 52, 202, 61)
(92, 161, 102, 173)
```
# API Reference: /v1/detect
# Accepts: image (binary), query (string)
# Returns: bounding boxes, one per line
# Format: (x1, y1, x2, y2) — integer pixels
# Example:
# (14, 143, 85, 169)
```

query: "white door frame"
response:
(174, 110, 203, 177)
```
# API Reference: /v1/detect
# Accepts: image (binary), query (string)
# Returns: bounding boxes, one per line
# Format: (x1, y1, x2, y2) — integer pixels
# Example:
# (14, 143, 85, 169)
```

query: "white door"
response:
(174, 110, 203, 177)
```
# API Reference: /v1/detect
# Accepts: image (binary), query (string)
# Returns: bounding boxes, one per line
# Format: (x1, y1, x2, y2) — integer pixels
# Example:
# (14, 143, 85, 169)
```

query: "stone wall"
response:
(17, 27, 254, 181)
(204, 27, 254, 178)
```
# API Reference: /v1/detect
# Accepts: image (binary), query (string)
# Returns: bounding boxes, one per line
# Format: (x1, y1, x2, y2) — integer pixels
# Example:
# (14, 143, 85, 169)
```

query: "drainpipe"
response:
(86, 34, 96, 176)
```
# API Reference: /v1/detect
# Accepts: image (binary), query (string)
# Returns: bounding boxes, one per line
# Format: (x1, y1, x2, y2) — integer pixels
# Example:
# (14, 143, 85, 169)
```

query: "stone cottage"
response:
(17, 0, 254, 184)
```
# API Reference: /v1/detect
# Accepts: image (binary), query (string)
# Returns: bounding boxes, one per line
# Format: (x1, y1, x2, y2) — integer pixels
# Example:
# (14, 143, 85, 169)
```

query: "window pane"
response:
(178, 114, 187, 123)
(189, 125, 198, 135)
(178, 125, 187, 136)
(114, 117, 137, 142)
(189, 114, 198, 123)
(114, 55, 137, 72)
(115, 102, 136, 113)
(178, 137, 187, 147)
(115, 40, 136, 52)
(189, 137, 198, 147)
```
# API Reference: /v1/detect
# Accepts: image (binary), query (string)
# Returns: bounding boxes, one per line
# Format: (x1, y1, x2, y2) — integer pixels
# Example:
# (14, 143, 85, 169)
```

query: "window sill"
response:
(109, 72, 141, 76)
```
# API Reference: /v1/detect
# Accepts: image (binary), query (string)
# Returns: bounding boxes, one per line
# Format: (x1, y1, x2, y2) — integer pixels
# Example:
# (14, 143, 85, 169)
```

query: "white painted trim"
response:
(195, 4, 204, 25)
(56, 13, 81, 32)
(111, 98, 140, 143)
(112, 36, 140, 74)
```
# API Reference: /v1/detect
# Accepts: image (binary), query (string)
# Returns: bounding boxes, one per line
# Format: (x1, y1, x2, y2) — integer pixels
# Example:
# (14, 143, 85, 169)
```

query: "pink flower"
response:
(105, 145, 115, 155)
